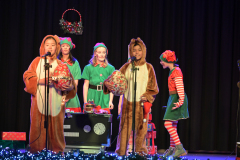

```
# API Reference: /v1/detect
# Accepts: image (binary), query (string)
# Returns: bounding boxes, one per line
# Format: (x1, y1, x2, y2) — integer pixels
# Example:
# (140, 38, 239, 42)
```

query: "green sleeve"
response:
(81, 64, 90, 80)
(73, 60, 81, 80)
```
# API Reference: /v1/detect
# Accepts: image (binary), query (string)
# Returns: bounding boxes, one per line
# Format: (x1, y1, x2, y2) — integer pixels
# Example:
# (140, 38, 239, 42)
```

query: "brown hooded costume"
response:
(114, 38, 159, 155)
(23, 35, 77, 153)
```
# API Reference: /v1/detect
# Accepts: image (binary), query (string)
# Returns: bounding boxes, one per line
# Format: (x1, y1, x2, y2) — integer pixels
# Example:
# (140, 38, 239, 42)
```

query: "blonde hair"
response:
(89, 50, 109, 68)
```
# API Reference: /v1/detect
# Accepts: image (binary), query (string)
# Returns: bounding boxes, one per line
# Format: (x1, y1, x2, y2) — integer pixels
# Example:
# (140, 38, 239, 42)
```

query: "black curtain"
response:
(1, 0, 240, 152)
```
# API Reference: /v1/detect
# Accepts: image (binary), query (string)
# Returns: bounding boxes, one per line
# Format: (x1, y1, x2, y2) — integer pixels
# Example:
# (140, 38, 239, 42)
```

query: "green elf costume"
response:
(58, 37, 81, 112)
(81, 43, 115, 110)
(160, 50, 189, 158)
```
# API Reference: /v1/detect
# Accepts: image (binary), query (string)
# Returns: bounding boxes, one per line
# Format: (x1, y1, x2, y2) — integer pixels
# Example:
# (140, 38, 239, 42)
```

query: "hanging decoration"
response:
(59, 9, 83, 35)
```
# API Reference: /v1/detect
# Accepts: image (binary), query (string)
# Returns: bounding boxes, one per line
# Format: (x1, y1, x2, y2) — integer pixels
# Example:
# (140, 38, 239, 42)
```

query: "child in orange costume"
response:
(23, 35, 77, 153)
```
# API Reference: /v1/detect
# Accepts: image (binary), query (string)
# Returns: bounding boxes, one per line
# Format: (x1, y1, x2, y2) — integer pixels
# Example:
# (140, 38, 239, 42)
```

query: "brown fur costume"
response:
(23, 35, 77, 153)
(115, 38, 159, 155)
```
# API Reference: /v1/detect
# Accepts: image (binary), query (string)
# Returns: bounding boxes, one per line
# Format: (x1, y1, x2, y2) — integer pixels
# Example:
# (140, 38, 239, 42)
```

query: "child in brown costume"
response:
(106, 38, 159, 155)
(23, 35, 77, 153)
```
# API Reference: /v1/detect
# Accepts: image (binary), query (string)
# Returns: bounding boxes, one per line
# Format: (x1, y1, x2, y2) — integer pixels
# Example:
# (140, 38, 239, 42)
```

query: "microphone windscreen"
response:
(131, 56, 136, 61)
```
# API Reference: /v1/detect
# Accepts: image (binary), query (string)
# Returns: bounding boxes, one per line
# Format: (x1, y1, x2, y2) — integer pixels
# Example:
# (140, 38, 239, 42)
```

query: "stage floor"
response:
(18, 149, 236, 159)
(14, 149, 236, 160)
(180, 153, 235, 160)
(107, 151, 236, 160)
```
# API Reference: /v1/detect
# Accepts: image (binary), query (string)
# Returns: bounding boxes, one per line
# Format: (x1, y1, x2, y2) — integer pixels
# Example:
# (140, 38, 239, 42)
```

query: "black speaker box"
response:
(63, 113, 112, 152)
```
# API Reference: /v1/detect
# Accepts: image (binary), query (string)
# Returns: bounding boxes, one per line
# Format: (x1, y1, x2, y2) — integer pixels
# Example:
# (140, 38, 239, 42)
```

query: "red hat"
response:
(160, 50, 178, 63)
(143, 102, 152, 122)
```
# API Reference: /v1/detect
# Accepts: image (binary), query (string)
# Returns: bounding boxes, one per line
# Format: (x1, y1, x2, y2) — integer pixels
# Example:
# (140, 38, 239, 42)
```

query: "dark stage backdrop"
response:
(0, 0, 240, 152)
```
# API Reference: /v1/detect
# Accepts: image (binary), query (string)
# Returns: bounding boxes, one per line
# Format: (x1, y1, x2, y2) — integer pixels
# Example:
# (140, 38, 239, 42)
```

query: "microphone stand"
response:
(131, 60, 139, 154)
(237, 61, 240, 148)
(236, 60, 240, 158)
(44, 56, 52, 152)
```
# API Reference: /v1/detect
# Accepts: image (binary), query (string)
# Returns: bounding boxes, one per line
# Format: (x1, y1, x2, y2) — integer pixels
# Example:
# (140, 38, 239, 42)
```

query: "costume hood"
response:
(128, 37, 146, 66)
(39, 35, 61, 58)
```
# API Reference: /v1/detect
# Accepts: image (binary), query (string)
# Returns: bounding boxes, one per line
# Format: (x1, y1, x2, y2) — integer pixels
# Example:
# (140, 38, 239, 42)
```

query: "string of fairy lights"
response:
(0, 147, 177, 160)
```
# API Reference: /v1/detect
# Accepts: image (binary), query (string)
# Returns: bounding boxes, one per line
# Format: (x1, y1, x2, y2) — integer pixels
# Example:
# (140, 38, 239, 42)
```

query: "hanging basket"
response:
(59, 9, 83, 35)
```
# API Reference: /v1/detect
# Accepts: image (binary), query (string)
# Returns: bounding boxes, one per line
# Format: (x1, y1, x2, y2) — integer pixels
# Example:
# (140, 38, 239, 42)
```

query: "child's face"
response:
(44, 38, 57, 56)
(61, 43, 71, 55)
(94, 47, 107, 63)
(160, 60, 168, 69)
(132, 45, 143, 60)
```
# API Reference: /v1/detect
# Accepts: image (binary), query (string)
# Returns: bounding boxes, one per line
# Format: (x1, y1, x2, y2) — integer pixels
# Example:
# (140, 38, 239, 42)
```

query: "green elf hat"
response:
(160, 50, 178, 63)
(59, 37, 75, 49)
(93, 42, 108, 54)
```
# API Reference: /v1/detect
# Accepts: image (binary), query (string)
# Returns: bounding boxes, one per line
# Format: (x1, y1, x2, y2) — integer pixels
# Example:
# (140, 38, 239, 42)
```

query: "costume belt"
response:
(169, 90, 177, 95)
(89, 84, 103, 91)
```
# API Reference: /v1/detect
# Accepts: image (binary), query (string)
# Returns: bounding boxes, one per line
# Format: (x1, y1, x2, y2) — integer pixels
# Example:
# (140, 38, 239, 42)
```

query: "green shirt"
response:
(81, 63, 115, 109)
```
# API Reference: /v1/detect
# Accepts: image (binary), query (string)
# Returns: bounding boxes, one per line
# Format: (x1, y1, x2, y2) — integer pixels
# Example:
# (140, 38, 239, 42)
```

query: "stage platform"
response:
(3, 148, 237, 159)
(104, 150, 236, 160)
(177, 153, 235, 160)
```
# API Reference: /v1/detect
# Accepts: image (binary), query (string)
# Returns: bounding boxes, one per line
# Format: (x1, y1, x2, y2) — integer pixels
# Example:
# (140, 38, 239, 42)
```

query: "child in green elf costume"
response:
(82, 43, 115, 113)
(58, 37, 81, 112)
(159, 50, 189, 158)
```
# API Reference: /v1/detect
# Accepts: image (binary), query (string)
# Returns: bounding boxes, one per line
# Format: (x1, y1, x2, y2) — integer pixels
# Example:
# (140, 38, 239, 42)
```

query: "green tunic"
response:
(81, 64, 115, 109)
(163, 68, 189, 120)
(64, 60, 81, 108)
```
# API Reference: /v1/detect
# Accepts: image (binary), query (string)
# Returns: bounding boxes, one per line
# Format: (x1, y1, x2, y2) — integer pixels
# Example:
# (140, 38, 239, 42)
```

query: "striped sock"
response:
(164, 121, 181, 146)
(170, 137, 175, 147)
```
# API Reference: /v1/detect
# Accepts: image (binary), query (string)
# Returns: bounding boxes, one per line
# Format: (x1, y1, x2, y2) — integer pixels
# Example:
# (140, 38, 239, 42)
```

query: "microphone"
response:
(130, 56, 137, 70)
(131, 56, 136, 62)
(42, 52, 51, 57)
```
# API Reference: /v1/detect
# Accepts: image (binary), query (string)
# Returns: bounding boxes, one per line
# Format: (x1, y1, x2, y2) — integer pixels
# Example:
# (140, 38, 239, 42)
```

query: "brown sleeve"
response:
(65, 73, 77, 99)
(142, 63, 159, 103)
(23, 57, 41, 96)
(119, 62, 130, 75)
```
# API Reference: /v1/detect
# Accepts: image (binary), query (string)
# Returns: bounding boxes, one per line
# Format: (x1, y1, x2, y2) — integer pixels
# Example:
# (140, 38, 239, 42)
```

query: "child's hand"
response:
(48, 77, 54, 85)
(62, 80, 74, 91)
(172, 103, 178, 110)
(140, 96, 147, 103)
(104, 81, 114, 92)
(109, 102, 114, 109)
